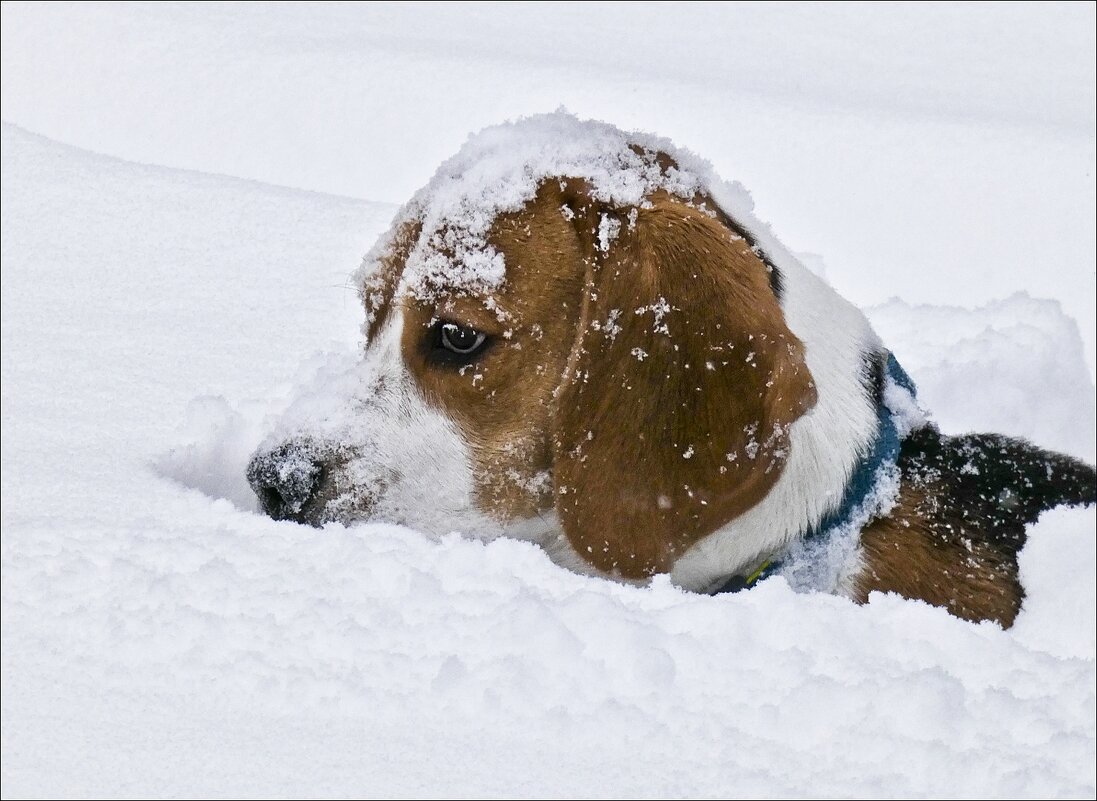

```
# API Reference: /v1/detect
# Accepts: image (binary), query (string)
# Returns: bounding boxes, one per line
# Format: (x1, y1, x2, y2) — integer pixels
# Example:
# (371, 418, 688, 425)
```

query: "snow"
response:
(3, 6, 1096, 797)
(3, 3, 1094, 374)
(866, 295, 1097, 463)
(4, 117, 1096, 801)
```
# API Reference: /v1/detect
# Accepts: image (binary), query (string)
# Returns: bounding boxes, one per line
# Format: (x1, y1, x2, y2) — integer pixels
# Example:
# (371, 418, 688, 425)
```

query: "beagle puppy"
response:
(247, 114, 1096, 627)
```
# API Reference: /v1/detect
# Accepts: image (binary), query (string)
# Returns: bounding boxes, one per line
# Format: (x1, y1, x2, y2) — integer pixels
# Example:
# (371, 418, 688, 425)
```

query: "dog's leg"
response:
(851, 426, 1096, 626)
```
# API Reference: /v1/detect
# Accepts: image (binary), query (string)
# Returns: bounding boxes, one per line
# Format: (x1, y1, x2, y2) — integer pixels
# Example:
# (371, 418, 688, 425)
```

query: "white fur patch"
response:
(258, 313, 495, 538)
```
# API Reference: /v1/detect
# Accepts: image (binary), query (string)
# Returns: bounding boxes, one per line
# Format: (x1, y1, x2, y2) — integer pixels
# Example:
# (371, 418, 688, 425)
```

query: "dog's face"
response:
(248, 130, 818, 580)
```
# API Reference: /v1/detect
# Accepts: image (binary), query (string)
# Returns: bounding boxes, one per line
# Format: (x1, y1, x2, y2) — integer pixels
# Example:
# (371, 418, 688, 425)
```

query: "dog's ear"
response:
(552, 185, 817, 578)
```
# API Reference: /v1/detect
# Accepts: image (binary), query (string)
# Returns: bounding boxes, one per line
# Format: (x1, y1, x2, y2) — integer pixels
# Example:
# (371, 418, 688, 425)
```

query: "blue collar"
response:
(715, 353, 916, 595)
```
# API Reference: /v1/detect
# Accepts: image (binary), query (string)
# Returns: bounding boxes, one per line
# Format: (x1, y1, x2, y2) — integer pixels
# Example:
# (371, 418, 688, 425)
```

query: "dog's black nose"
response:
(247, 443, 322, 521)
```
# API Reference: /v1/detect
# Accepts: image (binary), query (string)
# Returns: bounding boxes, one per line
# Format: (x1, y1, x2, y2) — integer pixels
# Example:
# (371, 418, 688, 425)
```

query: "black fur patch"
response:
(766, 261, 784, 301)
(709, 208, 783, 302)
(899, 427, 1097, 561)
(862, 351, 887, 407)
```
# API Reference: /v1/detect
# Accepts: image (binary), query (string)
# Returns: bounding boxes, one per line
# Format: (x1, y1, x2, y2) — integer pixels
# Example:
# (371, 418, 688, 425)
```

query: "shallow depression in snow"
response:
(154, 395, 265, 512)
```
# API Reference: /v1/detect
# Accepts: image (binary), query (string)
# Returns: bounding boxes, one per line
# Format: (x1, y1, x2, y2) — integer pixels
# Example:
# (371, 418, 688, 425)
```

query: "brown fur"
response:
(402, 184, 588, 521)
(363, 219, 421, 343)
(551, 187, 815, 576)
(854, 485, 1023, 626)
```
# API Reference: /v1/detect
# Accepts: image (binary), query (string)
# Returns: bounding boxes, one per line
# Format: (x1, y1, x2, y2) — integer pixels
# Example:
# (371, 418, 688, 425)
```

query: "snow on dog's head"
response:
(248, 112, 859, 586)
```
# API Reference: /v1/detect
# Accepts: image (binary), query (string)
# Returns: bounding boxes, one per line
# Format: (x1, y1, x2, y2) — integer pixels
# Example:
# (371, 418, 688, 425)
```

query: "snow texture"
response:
(3, 5, 1096, 797)
(4, 119, 1096, 799)
(4, 3, 1094, 374)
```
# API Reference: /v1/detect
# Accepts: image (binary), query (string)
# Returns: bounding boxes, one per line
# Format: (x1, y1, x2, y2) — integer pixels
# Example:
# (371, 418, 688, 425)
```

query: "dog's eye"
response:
(441, 322, 485, 354)
(425, 320, 491, 366)
(440, 322, 486, 354)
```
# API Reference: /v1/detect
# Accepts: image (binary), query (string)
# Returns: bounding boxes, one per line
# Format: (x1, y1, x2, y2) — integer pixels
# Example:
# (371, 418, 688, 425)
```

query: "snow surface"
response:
(4, 2, 1095, 374)
(3, 119, 1096, 798)
(3, 5, 1096, 796)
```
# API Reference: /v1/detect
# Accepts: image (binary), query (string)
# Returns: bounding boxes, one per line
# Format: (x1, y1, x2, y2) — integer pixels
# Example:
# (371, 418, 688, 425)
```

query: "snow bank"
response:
(867, 295, 1097, 463)
(3, 4, 1094, 376)
(2, 124, 1095, 797)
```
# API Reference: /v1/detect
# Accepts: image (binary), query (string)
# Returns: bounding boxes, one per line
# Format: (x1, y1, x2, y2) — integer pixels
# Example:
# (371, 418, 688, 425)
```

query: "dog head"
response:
(248, 115, 883, 586)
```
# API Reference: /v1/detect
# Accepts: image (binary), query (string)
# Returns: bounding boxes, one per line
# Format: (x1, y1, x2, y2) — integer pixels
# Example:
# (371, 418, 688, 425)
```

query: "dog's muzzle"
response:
(247, 442, 324, 522)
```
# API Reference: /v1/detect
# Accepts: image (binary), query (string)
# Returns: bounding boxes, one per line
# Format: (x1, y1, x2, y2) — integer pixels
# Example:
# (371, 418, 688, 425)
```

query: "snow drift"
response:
(4, 3, 1094, 376)
(2, 121, 1095, 797)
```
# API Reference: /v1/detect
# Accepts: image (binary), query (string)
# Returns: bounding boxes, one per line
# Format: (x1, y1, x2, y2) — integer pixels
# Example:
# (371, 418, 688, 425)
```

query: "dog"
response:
(247, 113, 1096, 627)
